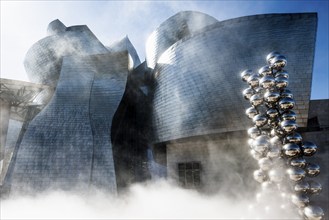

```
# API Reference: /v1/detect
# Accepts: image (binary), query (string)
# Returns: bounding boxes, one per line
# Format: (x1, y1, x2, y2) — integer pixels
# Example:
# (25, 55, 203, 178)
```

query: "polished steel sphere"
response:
(304, 205, 324, 220)
(243, 88, 255, 100)
(250, 149, 263, 160)
(267, 119, 279, 128)
(268, 169, 284, 182)
(294, 181, 310, 193)
(275, 70, 289, 79)
(253, 114, 268, 127)
(280, 89, 293, 99)
(265, 102, 277, 109)
(266, 51, 281, 65)
(241, 69, 254, 82)
(281, 110, 297, 121)
(254, 87, 264, 93)
(261, 181, 276, 191)
(258, 157, 273, 171)
(290, 157, 307, 168)
(267, 145, 281, 158)
(250, 94, 263, 107)
(287, 167, 306, 181)
(283, 143, 301, 157)
(270, 135, 282, 146)
(307, 180, 322, 194)
(279, 97, 295, 110)
(280, 120, 298, 134)
(264, 91, 280, 103)
(258, 65, 272, 77)
(266, 108, 279, 119)
(246, 106, 258, 119)
(253, 135, 270, 154)
(247, 74, 260, 88)
(248, 126, 261, 139)
(275, 76, 289, 89)
(270, 127, 285, 137)
(253, 169, 267, 183)
(260, 75, 276, 89)
(305, 163, 320, 177)
(285, 132, 303, 145)
(291, 193, 309, 208)
(271, 55, 287, 70)
(301, 141, 317, 156)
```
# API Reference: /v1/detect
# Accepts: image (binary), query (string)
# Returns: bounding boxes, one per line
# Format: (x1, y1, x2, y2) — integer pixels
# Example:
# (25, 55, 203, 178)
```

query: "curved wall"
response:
(145, 11, 218, 69)
(24, 24, 109, 87)
(151, 13, 317, 143)
(9, 52, 129, 192)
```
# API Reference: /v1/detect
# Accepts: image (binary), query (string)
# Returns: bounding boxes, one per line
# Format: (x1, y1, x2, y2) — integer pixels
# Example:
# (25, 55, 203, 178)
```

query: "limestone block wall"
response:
(151, 13, 317, 144)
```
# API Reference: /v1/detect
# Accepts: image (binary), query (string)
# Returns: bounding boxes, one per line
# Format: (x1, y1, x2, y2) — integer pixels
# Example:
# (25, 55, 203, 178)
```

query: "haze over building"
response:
(0, 12, 327, 214)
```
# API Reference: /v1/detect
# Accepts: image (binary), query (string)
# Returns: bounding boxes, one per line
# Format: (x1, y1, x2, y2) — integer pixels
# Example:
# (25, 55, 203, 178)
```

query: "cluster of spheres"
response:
(241, 52, 324, 220)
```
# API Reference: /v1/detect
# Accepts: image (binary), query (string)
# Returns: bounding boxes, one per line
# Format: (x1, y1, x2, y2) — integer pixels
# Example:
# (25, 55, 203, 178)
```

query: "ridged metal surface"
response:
(9, 52, 129, 192)
(24, 25, 109, 87)
(151, 13, 317, 143)
(145, 11, 218, 69)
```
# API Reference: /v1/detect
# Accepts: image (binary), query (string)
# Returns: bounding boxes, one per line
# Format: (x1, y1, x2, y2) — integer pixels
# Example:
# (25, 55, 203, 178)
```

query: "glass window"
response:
(177, 161, 201, 188)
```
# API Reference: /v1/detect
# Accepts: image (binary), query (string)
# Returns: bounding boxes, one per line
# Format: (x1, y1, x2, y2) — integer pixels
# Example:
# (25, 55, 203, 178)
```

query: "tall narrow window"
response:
(178, 162, 201, 188)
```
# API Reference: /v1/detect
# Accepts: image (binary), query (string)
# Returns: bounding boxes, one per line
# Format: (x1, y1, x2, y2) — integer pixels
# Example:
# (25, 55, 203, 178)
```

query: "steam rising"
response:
(1, 180, 299, 219)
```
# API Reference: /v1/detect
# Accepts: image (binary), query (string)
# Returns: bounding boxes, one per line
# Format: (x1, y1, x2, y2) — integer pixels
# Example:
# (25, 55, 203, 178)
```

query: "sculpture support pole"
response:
(240, 52, 324, 220)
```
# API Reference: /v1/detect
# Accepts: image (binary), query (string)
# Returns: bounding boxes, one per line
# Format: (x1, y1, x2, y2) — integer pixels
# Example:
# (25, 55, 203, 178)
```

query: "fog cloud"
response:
(1, 180, 299, 219)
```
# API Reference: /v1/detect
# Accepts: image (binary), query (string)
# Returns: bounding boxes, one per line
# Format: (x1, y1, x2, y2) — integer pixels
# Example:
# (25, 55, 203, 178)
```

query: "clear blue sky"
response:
(1, 0, 328, 99)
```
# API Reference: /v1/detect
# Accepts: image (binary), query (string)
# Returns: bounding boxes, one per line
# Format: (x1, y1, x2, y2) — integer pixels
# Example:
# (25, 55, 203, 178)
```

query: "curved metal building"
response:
(146, 12, 319, 195)
(149, 13, 317, 143)
(6, 20, 140, 193)
(3, 12, 324, 201)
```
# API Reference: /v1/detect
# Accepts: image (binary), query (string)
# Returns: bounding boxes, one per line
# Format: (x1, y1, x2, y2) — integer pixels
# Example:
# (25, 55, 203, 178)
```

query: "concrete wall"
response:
(150, 13, 317, 144)
(166, 132, 257, 197)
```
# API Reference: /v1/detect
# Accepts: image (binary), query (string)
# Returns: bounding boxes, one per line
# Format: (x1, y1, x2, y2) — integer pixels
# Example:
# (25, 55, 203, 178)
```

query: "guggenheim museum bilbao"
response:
(0, 11, 328, 198)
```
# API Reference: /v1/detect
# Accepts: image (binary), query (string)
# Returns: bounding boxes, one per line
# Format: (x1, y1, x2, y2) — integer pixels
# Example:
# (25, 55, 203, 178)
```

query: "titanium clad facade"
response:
(24, 21, 109, 87)
(9, 53, 130, 192)
(150, 13, 317, 143)
(146, 11, 218, 69)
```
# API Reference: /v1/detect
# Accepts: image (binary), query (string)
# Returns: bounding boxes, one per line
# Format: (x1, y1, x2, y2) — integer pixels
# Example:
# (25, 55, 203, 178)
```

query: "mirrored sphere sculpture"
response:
(279, 97, 295, 110)
(294, 181, 310, 193)
(241, 52, 324, 219)
(305, 163, 320, 177)
(291, 194, 310, 208)
(307, 180, 322, 194)
(290, 157, 307, 168)
(283, 143, 301, 157)
(248, 74, 260, 88)
(304, 206, 324, 220)
(250, 94, 263, 106)
(287, 167, 306, 182)
(271, 55, 287, 70)
(258, 65, 272, 77)
(285, 133, 303, 145)
(241, 69, 254, 82)
(266, 51, 281, 64)
(301, 142, 317, 156)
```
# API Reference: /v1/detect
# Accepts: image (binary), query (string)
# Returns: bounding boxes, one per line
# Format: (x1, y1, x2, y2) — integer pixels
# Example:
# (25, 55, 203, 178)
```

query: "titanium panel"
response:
(8, 52, 129, 192)
(151, 13, 317, 143)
